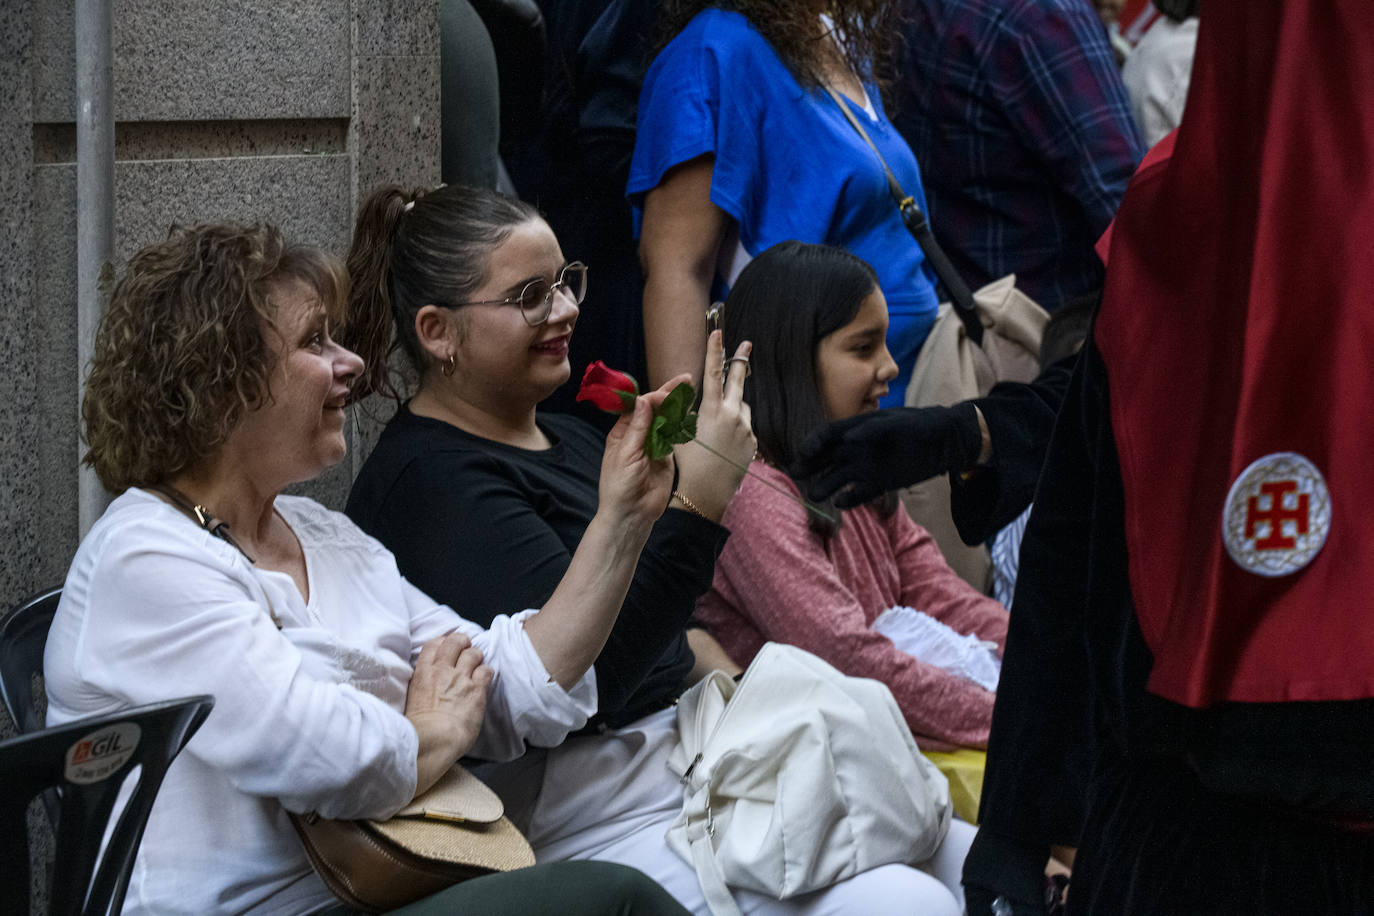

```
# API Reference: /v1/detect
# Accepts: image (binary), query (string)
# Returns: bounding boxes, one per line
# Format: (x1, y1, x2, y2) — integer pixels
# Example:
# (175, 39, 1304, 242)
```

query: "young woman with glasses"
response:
(342, 184, 957, 913)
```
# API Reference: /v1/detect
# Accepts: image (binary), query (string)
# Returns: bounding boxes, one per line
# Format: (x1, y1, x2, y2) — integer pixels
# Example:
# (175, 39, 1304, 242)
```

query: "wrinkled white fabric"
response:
(1121, 16, 1199, 147)
(667, 646, 953, 916)
(473, 707, 971, 916)
(874, 605, 1002, 692)
(45, 490, 596, 916)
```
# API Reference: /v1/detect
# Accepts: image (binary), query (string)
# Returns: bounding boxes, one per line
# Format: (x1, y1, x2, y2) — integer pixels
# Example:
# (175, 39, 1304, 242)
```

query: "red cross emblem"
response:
(1244, 480, 1309, 550)
(1224, 452, 1329, 577)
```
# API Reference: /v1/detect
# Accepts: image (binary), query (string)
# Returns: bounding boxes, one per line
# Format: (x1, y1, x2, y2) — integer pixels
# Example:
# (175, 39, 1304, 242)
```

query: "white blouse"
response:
(45, 490, 596, 916)
(1121, 15, 1198, 147)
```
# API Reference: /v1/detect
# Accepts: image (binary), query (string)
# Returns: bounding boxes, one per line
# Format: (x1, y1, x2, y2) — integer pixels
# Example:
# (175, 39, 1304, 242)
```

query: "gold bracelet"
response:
(673, 490, 706, 517)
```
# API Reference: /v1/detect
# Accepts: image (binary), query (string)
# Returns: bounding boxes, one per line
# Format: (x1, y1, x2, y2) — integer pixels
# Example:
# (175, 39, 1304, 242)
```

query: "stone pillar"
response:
(0, 0, 440, 618)
(1, 0, 42, 617)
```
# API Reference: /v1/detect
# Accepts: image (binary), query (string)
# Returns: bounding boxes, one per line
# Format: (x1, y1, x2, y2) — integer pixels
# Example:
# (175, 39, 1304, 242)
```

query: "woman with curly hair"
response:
(630, 0, 939, 405)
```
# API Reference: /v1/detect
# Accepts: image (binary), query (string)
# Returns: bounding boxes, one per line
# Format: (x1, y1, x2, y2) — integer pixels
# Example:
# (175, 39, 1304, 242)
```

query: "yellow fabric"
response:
(922, 749, 987, 824)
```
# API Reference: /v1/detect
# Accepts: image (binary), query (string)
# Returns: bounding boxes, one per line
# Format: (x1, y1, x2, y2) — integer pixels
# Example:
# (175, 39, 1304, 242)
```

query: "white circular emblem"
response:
(64, 722, 141, 785)
(1222, 452, 1330, 577)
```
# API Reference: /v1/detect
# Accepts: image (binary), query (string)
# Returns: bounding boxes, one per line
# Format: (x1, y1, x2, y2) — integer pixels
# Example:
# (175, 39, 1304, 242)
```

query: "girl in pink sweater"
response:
(694, 241, 1009, 751)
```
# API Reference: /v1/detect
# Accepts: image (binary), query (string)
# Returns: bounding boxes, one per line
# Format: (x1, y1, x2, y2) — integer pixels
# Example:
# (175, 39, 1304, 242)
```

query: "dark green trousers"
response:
(319, 861, 691, 916)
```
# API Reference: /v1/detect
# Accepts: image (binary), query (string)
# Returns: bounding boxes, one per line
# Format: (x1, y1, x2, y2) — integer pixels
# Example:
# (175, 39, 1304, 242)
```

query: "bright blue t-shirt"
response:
(628, 8, 941, 405)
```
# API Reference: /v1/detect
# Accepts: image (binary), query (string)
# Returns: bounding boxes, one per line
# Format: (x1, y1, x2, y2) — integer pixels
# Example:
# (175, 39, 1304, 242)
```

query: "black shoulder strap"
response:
(148, 483, 284, 629)
(149, 483, 257, 564)
(824, 85, 984, 346)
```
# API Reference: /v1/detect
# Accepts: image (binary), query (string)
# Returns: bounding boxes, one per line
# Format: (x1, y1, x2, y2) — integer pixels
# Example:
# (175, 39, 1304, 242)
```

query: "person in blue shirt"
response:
(630, 0, 940, 408)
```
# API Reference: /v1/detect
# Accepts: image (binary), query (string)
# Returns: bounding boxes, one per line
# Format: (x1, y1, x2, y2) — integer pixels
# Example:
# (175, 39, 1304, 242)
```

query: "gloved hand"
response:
(962, 830, 1060, 916)
(791, 402, 983, 508)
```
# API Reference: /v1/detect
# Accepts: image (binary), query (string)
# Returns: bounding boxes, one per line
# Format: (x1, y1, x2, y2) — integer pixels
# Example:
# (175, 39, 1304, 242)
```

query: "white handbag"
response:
(665, 643, 952, 916)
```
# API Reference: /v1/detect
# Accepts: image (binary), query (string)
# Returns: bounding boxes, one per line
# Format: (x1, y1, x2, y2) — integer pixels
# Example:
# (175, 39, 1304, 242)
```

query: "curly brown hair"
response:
(82, 223, 348, 493)
(654, 0, 903, 98)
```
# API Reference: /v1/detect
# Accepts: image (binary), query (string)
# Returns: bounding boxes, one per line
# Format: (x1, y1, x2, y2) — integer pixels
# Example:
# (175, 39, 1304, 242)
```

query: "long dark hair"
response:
(722, 240, 889, 537)
(342, 183, 540, 399)
(654, 1, 902, 103)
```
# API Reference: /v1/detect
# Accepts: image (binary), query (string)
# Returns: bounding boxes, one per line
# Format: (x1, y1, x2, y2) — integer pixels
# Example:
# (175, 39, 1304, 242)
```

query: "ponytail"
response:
(342, 184, 426, 399)
(342, 183, 540, 399)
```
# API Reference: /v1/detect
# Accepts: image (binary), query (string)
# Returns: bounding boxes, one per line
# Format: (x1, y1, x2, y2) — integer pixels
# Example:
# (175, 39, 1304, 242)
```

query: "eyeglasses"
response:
(446, 261, 588, 326)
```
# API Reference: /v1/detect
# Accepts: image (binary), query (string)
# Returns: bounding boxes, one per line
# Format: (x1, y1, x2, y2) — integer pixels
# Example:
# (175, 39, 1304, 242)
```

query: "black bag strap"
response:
(149, 483, 256, 562)
(148, 483, 283, 628)
(824, 85, 984, 346)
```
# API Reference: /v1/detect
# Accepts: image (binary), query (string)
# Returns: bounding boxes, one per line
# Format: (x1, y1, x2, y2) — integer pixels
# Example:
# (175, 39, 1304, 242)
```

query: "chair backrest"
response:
(0, 696, 214, 916)
(1, 586, 64, 831)
(0, 586, 62, 735)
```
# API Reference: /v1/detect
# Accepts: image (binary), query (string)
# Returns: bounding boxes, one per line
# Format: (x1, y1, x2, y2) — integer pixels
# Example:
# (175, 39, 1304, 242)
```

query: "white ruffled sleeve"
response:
(403, 580, 598, 761)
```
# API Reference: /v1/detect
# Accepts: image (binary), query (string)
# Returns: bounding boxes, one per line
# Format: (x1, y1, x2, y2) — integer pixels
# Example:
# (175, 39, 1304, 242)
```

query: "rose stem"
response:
(690, 439, 838, 525)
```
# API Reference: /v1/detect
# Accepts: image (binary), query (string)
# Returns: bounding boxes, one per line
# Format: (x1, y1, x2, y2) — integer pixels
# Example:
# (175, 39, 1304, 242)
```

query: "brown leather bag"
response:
(289, 764, 536, 913)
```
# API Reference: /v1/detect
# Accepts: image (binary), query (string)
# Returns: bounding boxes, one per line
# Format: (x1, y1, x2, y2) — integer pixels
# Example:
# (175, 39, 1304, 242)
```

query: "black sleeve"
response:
(357, 445, 727, 724)
(595, 507, 729, 726)
(950, 356, 1075, 544)
(964, 347, 1100, 909)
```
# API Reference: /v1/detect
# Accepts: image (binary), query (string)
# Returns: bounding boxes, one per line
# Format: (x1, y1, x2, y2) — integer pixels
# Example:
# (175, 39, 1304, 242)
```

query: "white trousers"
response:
(478, 708, 973, 915)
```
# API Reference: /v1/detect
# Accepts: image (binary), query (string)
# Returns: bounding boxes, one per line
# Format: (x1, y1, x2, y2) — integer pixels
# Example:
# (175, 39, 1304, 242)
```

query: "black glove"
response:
(791, 403, 982, 508)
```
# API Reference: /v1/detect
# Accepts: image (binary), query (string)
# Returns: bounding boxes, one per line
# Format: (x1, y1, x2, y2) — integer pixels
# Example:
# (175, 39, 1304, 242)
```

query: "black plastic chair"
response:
(1, 586, 63, 829)
(0, 695, 214, 915)
(0, 586, 62, 735)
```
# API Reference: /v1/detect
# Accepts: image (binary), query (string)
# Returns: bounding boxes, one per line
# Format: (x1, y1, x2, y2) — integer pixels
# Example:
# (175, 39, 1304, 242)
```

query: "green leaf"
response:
(615, 389, 638, 413)
(659, 382, 695, 427)
(644, 416, 673, 461)
(643, 381, 698, 460)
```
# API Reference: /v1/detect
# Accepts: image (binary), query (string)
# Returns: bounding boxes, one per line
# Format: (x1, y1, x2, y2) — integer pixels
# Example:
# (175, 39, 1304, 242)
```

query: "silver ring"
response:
(726, 355, 752, 379)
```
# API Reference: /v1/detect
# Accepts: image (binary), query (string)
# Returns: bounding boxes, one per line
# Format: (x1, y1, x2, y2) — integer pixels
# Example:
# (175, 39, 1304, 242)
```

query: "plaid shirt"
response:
(895, 0, 1145, 309)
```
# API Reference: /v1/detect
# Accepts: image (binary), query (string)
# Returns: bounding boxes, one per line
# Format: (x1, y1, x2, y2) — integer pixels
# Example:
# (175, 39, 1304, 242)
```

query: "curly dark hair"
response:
(82, 223, 347, 492)
(654, 0, 903, 98)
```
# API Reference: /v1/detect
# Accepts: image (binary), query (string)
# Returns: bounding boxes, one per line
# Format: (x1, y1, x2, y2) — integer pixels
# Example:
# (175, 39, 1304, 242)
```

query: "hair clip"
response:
(402, 200, 415, 213)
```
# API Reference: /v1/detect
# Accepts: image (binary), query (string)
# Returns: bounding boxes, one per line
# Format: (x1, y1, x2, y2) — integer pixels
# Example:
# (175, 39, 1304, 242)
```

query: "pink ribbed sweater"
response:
(696, 462, 1009, 751)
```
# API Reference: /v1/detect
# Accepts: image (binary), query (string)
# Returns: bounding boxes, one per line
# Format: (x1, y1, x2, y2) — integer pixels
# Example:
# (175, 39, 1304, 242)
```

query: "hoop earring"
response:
(442, 353, 457, 377)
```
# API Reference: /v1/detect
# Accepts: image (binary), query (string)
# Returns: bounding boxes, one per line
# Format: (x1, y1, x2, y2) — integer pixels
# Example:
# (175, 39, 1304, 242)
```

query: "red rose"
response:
(576, 361, 640, 414)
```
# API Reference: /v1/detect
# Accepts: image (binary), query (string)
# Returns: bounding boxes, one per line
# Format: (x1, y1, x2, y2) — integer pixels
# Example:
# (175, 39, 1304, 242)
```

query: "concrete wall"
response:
(2, 0, 439, 617)
(1, 2, 440, 904)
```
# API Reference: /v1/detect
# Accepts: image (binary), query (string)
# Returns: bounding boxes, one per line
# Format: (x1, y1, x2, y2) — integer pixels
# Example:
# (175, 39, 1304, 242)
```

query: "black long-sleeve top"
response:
(346, 406, 729, 729)
(949, 357, 1075, 546)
